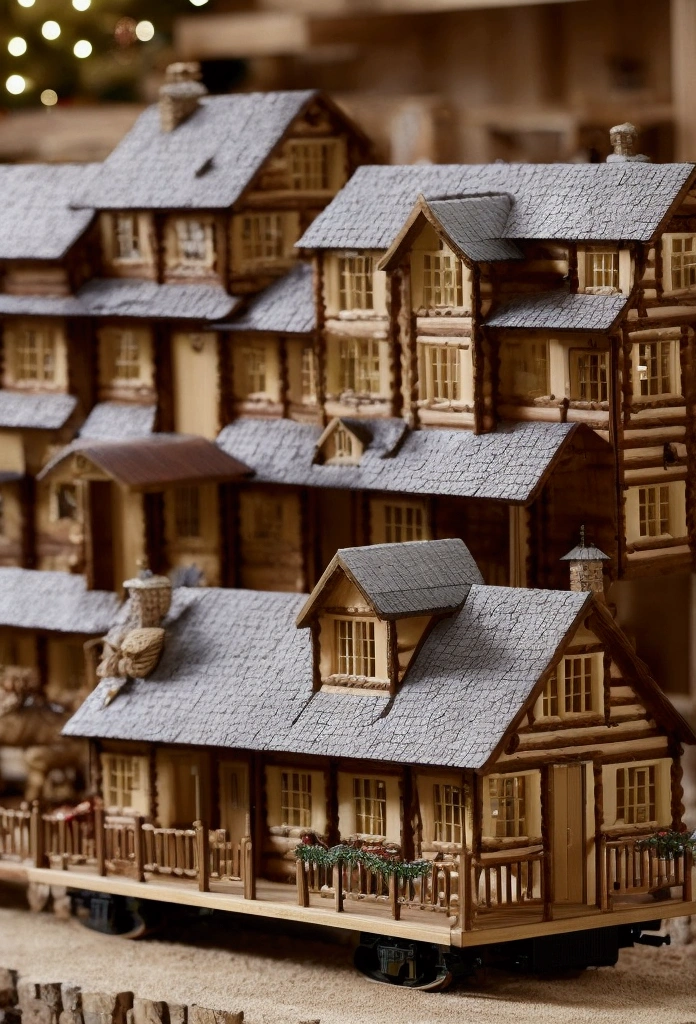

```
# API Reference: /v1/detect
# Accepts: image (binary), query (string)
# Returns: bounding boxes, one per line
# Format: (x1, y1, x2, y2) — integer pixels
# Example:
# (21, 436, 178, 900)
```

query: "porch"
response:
(0, 802, 692, 945)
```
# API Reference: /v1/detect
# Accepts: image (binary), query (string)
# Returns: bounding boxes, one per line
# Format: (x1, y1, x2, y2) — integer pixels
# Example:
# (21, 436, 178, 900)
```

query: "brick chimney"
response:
(123, 564, 172, 628)
(607, 122, 650, 163)
(159, 62, 207, 133)
(560, 526, 611, 600)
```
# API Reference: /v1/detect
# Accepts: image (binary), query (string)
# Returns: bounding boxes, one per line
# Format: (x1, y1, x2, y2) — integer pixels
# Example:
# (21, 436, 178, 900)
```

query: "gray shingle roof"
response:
(217, 416, 581, 503)
(216, 263, 315, 334)
(0, 295, 84, 317)
(297, 162, 695, 250)
(426, 195, 523, 262)
(75, 91, 317, 210)
(79, 403, 157, 441)
(0, 164, 97, 260)
(485, 289, 628, 330)
(0, 568, 121, 634)
(0, 390, 77, 430)
(76, 279, 238, 321)
(63, 580, 590, 770)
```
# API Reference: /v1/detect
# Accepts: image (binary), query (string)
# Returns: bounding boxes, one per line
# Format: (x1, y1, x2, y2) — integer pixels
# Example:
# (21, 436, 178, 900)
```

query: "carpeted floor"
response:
(0, 895, 694, 1024)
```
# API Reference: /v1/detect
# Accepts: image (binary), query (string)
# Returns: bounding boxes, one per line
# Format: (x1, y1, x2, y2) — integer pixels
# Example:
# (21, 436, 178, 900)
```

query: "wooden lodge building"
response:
(1, 537, 687, 949)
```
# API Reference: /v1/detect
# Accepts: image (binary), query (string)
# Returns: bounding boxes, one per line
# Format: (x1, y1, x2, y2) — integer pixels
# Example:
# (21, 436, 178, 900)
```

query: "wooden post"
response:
(296, 858, 309, 907)
(599, 834, 609, 912)
(333, 860, 344, 913)
(593, 761, 604, 909)
(30, 801, 44, 869)
(540, 764, 553, 922)
(389, 872, 400, 921)
(684, 849, 693, 903)
(242, 834, 255, 900)
(195, 820, 210, 893)
(133, 814, 145, 883)
(95, 799, 106, 876)
(461, 851, 474, 931)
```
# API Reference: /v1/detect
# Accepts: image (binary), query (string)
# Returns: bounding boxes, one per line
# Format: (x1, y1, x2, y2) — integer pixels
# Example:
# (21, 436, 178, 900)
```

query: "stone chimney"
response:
(560, 526, 611, 600)
(159, 62, 207, 133)
(123, 564, 172, 628)
(607, 122, 650, 163)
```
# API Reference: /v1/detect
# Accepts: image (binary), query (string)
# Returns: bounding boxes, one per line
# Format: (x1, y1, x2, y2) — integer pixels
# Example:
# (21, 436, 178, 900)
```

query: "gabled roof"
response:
(296, 538, 484, 625)
(76, 279, 239, 321)
(215, 263, 315, 335)
(79, 403, 157, 442)
(74, 91, 320, 211)
(217, 417, 592, 504)
(38, 434, 251, 489)
(0, 164, 97, 260)
(484, 289, 629, 331)
(0, 390, 77, 431)
(0, 568, 120, 634)
(297, 162, 695, 251)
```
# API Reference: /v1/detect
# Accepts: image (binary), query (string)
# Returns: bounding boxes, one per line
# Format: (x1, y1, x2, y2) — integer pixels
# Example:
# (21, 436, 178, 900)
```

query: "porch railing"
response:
(43, 813, 97, 869)
(0, 804, 32, 861)
(473, 850, 546, 912)
(601, 836, 692, 909)
(142, 823, 198, 879)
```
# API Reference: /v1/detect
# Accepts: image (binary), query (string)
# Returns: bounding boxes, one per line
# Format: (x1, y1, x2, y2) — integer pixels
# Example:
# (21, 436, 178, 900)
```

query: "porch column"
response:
(540, 763, 553, 921)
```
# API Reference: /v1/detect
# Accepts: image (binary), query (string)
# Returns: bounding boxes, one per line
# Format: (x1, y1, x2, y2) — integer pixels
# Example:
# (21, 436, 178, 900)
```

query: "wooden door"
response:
(552, 764, 586, 903)
(172, 332, 219, 439)
(219, 761, 249, 841)
(88, 480, 115, 591)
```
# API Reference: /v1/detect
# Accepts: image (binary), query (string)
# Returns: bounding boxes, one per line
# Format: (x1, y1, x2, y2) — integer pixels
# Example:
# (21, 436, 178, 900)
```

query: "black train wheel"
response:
(354, 936, 456, 990)
(70, 890, 162, 938)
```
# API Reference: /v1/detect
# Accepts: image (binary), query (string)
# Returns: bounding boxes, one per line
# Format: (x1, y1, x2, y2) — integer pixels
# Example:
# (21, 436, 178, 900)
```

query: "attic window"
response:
(114, 215, 141, 261)
(421, 251, 463, 308)
(335, 617, 376, 678)
(540, 653, 601, 718)
(585, 251, 618, 291)
(287, 139, 338, 191)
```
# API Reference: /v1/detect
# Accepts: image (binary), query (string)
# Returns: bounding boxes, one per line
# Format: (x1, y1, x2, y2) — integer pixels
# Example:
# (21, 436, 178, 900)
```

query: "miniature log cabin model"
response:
(0, 66, 693, 980)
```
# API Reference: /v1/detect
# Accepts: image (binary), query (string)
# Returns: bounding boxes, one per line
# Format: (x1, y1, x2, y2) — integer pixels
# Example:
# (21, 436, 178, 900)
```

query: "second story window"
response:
(113, 331, 141, 382)
(570, 350, 609, 402)
(114, 215, 141, 261)
(375, 500, 428, 543)
(241, 346, 267, 396)
(500, 340, 549, 399)
(301, 346, 317, 403)
(281, 771, 312, 827)
(173, 485, 201, 539)
(13, 327, 55, 385)
(639, 484, 670, 538)
(240, 213, 285, 268)
(174, 219, 215, 270)
(353, 777, 386, 836)
(99, 327, 151, 389)
(338, 255, 374, 311)
(422, 251, 463, 308)
(668, 236, 696, 291)
(433, 784, 463, 845)
(420, 343, 461, 403)
(585, 250, 618, 290)
(288, 139, 339, 191)
(338, 337, 381, 394)
(335, 617, 376, 677)
(635, 341, 673, 397)
(615, 765, 656, 825)
(488, 776, 526, 838)
(542, 654, 599, 717)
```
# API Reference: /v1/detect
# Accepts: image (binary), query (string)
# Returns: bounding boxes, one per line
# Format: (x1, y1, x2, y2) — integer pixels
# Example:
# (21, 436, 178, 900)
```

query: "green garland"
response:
(636, 829, 696, 859)
(295, 842, 432, 881)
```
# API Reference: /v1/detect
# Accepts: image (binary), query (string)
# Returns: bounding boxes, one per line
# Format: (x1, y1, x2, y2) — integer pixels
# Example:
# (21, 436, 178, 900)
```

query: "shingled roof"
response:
(75, 91, 318, 210)
(77, 280, 239, 321)
(216, 262, 315, 334)
(62, 576, 593, 770)
(0, 390, 77, 430)
(298, 162, 695, 250)
(0, 568, 120, 634)
(425, 195, 523, 263)
(79, 403, 157, 441)
(0, 164, 97, 260)
(217, 416, 588, 504)
(484, 290, 629, 331)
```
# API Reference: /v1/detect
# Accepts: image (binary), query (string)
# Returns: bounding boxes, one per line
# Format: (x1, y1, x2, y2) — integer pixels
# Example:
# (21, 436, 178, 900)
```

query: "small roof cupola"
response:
(607, 122, 650, 163)
(159, 62, 207, 133)
(560, 527, 610, 599)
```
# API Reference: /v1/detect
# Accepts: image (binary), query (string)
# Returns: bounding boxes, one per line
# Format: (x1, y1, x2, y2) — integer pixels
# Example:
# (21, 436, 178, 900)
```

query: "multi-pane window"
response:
(335, 617, 376, 678)
(542, 655, 598, 717)
(488, 776, 527, 838)
(616, 765, 656, 825)
(638, 485, 670, 538)
(14, 328, 55, 384)
(636, 341, 672, 397)
(338, 255, 374, 311)
(114, 215, 141, 261)
(281, 771, 312, 828)
(288, 140, 337, 191)
(112, 330, 141, 382)
(241, 346, 267, 396)
(104, 755, 141, 810)
(571, 350, 609, 402)
(586, 251, 618, 289)
(501, 340, 549, 398)
(240, 213, 286, 267)
(383, 502, 426, 543)
(421, 252, 463, 308)
(670, 236, 696, 291)
(332, 424, 355, 462)
(173, 485, 201, 539)
(420, 343, 461, 402)
(433, 784, 463, 845)
(301, 346, 317, 402)
(338, 337, 381, 394)
(54, 483, 78, 522)
(175, 219, 213, 267)
(353, 777, 387, 836)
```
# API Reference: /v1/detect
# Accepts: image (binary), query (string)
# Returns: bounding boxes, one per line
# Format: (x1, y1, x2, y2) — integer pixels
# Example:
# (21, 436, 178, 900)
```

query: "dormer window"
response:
(335, 617, 376, 678)
(333, 424, 355, 462)
(315, 419, 366, 466)
(173, 218, 215, 271)
(584, 250, 618, 292)
(115, 215, 141, 261)
(422, 250, 463, 308)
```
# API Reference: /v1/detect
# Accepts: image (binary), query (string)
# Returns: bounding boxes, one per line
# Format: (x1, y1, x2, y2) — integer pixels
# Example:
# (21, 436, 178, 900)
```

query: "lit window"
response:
(670, 237, 696, 291)
(338, 337, 381, 394)
(338, 255, 373, 311)
(571, 350, 609, 402)
(288, 139, 337, 191)
(175, 219, 214, 267)
(543, 655, 597, 717)
(616, 765, 656, 825)
(281, 771, 312, 827)
(54, 483, 78, 522)
(300, 346, 317, 403)
(585, 251, 618, 290)
(382, 502, 426, 543)
(353, 777, 386, 836)
(103, 754, 142, 810)
(334, 618, 376, 678)
(636, 341, 672, 397)
(14, 327, 55, 384)
(240, 213, 287, 267)
(488, 776, 526, 838)
(241, 347, 267, 396)
(114, 215, 141, 261)
(421, 252, 463, 308)
(112, 330, 141, 382)
(419, 343, 461, 402)
(500, 340, 549, 398)
(433, 784, 462, 845)
(639, 485, 670, 538)
(173, 486, 201, 539)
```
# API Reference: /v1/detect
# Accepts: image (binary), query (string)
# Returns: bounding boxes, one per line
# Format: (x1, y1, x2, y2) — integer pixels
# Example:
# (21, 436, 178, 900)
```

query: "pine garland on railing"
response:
(295, 841, 432, 880)
(636, 828, 696, 859)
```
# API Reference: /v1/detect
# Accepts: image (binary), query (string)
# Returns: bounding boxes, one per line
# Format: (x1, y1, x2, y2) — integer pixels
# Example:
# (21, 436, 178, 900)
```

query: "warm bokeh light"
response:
(189, 0, 209, 6)
(6, 74, 26, 94)
(72, 0, 91, 9)
(135, 20, 155, 42)
(17, 0, 35, 7)
(73, 39, 92, 58)
(40, 88, 58, 106)
(41, 21, 61, 41)
(7, 37, 27, 57)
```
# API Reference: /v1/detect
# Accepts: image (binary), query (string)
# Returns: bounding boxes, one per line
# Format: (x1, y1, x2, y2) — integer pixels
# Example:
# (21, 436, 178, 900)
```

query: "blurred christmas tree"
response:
(1, 0, 220, 108)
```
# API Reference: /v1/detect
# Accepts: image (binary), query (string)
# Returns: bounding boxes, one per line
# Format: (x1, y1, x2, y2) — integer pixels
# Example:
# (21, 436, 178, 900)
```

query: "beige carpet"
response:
(0, 897, 694, 1024)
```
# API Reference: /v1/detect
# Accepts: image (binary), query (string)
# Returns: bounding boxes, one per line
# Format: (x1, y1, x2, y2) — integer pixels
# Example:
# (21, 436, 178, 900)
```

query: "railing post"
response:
(461, 851, 474, 931)
(133, 814, 145, 883)
(684, 848, 693, 903)
(242, 835, 255, 900)
(30, 801, 45, 869)
(389, 873, 401, 920)
(296, 858, 309, 907)
(94, 800, 106, 876)
(599, 834, 609, 911)
(194, 821, 210, 893)
(333, 860, 344, 913)
(542, 851, 553, 922)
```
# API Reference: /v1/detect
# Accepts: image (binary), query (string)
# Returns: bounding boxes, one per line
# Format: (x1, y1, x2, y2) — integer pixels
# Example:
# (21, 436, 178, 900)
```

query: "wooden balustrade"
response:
(0, 804, 31, 861)
(604, 836, 690, 907)
(208, 828, 242, 881)
(473, 850, 545, 912)
(142, 823, 198, 878)
(42, 812, 97, 869)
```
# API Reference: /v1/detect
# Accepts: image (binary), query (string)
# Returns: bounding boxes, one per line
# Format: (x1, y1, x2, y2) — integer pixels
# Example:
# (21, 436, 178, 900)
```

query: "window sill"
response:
(322, 675, 390, 695)
(414, 307, 472, 317)
(581, 286, 622, 296)
(625, 535, 687, 553)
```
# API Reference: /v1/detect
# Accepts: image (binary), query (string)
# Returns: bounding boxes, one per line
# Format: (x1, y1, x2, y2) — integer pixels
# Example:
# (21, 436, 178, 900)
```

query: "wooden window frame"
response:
(240, 346, 268, 398)
(638, 484, 671, 538)
(239, 212, 290, 270)
(174, 218, 215, 271)
(570, 349, 609, 403)
(353, 776, 387, 837)
(376, 499, 429, 543)
(300, 345, 317, 403)
(113, 214, 142, 262)
(12, 325, 56, 385)
(173, 485, 201, 540)
(281, 770, 312, 828)
(418, 341, 463, 403)
(338, 255, 374, 311)
(337, 336, 381, 395)
(420, 251, 464, 309)
(664, 234, 696, 293)
(433, 783, 463, 845)
(287, 138, 340, 192)
(500, 339, 549, 399)
(584, 250, 619, 291)
(103, 754, 143, 811)
(487, 775, 527, 839)
(632, 339, 678, 399)
(615, 764, 657, 826)
(540, 653, 601, 719)
(334, 616, 376, 678)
